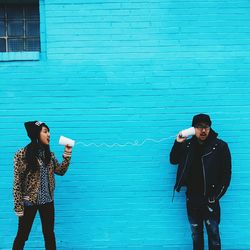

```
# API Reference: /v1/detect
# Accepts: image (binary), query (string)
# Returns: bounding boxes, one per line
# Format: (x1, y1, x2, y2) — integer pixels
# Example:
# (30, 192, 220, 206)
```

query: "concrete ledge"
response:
(0, 52, 40, 61)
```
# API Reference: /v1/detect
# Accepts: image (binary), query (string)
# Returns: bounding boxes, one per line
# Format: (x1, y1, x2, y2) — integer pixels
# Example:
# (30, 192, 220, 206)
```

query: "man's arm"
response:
(212, 143, 232, 202)
(170, 134, 186, 164)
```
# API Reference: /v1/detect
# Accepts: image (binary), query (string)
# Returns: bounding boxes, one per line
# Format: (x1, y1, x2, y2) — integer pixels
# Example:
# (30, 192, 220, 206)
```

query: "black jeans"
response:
(13, 201, 56, 250)
(186, 196, 221, 250)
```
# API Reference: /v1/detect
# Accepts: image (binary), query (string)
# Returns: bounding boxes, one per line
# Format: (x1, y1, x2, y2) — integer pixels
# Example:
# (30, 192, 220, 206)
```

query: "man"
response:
(170, 114, 231, 250)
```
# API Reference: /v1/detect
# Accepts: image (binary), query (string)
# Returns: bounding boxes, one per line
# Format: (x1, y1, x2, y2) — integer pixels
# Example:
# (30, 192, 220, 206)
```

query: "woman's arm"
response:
(13, 149, 26, 216)
(52, 146, 72, 176)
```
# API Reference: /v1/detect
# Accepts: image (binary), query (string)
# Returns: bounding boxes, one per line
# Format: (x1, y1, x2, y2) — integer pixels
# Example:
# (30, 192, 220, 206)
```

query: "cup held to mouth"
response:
(59, 136, 75, 147)
(179, 127, 195, 138)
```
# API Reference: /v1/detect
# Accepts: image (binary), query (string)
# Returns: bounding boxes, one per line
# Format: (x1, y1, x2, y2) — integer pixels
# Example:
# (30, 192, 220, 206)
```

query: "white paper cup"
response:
(59, 136, 75, 147)
(180, 127, 195, 138)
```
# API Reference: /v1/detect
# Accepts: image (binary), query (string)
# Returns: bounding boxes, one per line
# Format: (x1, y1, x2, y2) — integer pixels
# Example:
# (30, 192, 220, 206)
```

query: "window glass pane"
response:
(6, 5, 23, 19)
(0, 38, 6, 52)
(25, 38, 40, 51)
(0, 6, 5, 19)
(0, 20, 5, 36)
(26, 20, 39, 36)
(7, 20, 23, 36)
(25, 5, 39, 19)
(8, 38, 24, 51)
(1, 3, 40, 53)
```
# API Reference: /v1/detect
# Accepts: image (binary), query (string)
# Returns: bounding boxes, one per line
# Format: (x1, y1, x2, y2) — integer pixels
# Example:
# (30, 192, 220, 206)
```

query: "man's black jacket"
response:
(170, 129, 231, 201)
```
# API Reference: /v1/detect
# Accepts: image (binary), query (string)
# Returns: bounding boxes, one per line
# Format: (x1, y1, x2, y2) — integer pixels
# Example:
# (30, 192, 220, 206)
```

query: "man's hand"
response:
(176, 133, 187, 143)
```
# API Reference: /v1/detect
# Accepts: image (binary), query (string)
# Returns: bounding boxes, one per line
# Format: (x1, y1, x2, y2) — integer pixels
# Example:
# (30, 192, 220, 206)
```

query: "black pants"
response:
(13, 201, 56, 250)
(186, 196, 221, 250)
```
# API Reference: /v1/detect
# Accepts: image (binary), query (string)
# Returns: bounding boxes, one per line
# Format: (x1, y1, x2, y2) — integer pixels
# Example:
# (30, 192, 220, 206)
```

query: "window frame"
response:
(0, 0, 45, 61)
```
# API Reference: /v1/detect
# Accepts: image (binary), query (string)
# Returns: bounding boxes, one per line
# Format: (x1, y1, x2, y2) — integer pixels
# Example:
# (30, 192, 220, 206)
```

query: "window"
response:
(0, 2, 40, 52)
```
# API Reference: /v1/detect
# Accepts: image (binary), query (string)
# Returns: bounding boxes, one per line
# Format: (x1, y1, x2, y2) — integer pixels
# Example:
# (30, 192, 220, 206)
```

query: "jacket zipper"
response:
(215, 186, 225, 200)
(201, 151, 213, 196)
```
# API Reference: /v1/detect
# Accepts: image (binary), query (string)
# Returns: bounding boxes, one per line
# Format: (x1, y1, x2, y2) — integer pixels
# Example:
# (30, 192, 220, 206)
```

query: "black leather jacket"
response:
(170, 129, 231, 201)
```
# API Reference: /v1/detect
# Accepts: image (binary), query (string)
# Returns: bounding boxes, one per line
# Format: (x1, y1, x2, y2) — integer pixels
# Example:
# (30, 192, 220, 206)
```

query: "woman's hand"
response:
(63, 145, 72, 157)
(64, 145, 72, 153)
(15, 211, 24, 217)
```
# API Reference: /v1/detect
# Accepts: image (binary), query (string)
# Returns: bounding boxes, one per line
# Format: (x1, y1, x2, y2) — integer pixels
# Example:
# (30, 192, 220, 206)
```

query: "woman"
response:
(13, 121, 72, 250)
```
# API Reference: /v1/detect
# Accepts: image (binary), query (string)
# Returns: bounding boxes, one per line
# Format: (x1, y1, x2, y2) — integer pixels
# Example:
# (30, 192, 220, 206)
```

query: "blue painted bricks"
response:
(1, 0, 250, 249)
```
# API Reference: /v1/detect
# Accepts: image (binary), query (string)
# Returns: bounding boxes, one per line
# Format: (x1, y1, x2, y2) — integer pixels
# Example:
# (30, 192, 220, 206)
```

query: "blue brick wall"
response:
(1, 0, 250, 249)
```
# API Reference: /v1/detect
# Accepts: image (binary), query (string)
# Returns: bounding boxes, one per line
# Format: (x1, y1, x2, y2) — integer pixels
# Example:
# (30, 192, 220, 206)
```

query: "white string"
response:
(76, 135, 176, 148)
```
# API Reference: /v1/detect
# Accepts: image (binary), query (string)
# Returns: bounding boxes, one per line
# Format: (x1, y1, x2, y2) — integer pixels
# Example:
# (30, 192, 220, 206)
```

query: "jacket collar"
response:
(188, 128, 219, 154)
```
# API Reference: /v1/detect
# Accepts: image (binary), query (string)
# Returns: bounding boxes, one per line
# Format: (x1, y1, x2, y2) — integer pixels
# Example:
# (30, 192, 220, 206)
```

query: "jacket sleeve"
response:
(52, 152, 71, 176)
(215, 143, 232, 200)
(170, 140, 184, 165)
(13, 150, 26, 216)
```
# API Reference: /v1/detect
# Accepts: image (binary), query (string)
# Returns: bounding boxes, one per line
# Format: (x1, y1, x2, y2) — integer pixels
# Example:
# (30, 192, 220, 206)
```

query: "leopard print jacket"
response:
(13, 147, 71, 216)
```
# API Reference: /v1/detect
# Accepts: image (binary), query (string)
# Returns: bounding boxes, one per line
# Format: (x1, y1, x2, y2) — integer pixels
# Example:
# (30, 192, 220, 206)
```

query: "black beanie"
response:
(192, 114, 212, 127)
(24, 121, 49, 141)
